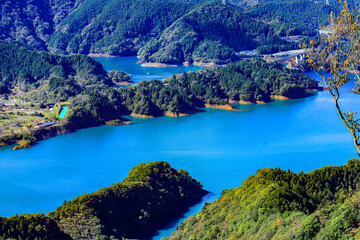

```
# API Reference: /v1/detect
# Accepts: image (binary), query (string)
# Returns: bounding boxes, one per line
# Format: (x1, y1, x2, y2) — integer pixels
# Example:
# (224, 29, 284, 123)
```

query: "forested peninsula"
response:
(0, 42, 319, 148)
(119, 58, 318, 117)
(0, 161, 208, 239)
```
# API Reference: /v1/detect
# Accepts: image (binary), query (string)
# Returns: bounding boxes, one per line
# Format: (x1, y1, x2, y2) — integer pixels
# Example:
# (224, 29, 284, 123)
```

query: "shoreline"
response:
(0, 92, 318, 150)
(88, 53, 116, 58)
(204, 104, 249, 113)
(114, 80, 135, 86)
(141, 62, 178, 67)
(0, 119, 133, 150)
(165, 112, 189, 117)
(193, 62, 224, 67)
(130, 113, 155, 118)
(137, 58, 226, 68)
(270, 95, 291, 100)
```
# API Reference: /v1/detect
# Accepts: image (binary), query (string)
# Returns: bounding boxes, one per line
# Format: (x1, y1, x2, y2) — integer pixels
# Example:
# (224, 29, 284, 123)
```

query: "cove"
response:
(0, 58, 358, 239)
(93, 56, 206, 83)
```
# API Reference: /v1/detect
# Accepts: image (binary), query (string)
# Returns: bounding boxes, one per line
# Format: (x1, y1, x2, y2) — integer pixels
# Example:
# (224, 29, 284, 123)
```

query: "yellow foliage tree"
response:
(305, 1, 360, 155)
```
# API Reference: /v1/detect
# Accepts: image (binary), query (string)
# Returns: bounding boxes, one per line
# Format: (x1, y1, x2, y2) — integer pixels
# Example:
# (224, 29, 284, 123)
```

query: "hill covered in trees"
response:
(138, 3, 288, 64)
(138, 2, 319, 64)
(164, 159, 360, 239)
(0, 161, 208, 239)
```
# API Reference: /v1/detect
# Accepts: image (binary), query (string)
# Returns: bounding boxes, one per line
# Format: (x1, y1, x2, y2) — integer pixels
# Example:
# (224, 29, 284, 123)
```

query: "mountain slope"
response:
(138, 3, 302, 64)
(48, 0, 199, 55)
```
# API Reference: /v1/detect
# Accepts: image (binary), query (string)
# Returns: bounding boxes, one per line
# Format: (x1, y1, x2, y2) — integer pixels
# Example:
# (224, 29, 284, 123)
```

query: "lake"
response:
(0, 57, 358, 239)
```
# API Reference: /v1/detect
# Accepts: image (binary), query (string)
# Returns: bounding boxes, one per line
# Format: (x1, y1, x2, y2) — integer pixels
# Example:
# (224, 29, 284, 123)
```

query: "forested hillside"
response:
(0, 42, 318, 122)
(0, 161, 208, 239)
(48, 0, 199, 55)
(164, 159, 360, 239)
(0, 0, 85, 50)
(138, 3, 309, 64)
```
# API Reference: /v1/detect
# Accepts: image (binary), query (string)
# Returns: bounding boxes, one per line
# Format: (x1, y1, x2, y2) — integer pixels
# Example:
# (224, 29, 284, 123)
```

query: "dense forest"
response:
(0, 0, 323, 64)
(0, 161, 208, 239)
(164, 159, 360, 239)
(118, 58, 318, 116)
(48, 0, 199, 55)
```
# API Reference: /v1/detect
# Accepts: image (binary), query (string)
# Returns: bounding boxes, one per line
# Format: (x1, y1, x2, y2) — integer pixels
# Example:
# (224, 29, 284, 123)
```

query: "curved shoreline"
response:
(88, 53, 116, 58)
(130, 113, 155, 118)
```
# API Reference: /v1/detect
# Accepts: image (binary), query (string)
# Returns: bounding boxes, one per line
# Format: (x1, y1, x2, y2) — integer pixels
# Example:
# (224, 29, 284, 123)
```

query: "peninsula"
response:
(0, 42, 320, 149)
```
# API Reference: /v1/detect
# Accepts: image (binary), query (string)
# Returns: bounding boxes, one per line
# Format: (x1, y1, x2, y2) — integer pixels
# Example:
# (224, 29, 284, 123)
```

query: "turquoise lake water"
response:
(0, 58, 359, 239)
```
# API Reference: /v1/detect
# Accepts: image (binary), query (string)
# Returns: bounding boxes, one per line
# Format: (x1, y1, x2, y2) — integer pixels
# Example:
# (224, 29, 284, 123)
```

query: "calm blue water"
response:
(0, 59, 358, 239)
(93, 56, 206, 83)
